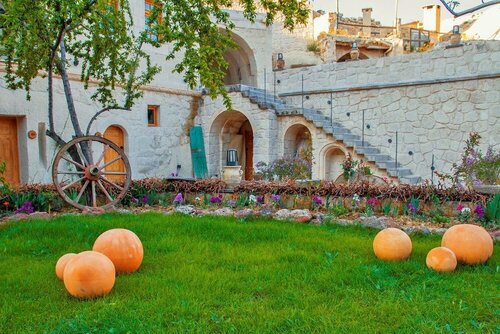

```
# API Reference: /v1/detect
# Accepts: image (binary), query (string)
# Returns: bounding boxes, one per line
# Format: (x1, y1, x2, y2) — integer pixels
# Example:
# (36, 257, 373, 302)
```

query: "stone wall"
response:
(272, 41, 500, 180)
(0, 75, 196, 183)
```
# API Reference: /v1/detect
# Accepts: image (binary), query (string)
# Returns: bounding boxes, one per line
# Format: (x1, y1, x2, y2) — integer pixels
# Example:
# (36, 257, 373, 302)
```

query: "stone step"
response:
(387, 168, 413, 177)
(238, 86, 421, 184)
(355, 146, 379, 155)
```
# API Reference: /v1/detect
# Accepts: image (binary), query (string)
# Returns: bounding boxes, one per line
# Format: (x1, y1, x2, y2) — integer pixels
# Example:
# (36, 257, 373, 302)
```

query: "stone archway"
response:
(284, 124, 312, 161)
(324, 147, 346, 180)
(222, 31, 257, 86)
(208, 110, 254, 180)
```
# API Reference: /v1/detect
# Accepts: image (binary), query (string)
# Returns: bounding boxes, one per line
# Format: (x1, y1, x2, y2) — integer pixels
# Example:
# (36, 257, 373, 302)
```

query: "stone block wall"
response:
(272, 41, 500, 180)
(0, 75, 196, 183)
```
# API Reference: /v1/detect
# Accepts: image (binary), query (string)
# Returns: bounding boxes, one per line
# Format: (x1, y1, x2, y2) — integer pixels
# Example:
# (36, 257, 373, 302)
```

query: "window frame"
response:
(144, 0, 162, 41)
(147, 105, 160, 127)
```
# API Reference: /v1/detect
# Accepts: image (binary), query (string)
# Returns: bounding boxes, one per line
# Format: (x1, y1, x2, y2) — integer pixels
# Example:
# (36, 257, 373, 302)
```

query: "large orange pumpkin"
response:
(426, 247, 457, 272)
(373, 228, 412, 261)
(93, 229, 143, 273)
(63, 251, 116, 298)
(441, 224, 493, 265)
(55, 253, 77, 280)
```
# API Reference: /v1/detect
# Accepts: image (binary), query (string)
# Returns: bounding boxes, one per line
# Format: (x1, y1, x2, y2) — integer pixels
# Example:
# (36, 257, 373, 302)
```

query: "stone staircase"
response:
(228, 84, 421, 184)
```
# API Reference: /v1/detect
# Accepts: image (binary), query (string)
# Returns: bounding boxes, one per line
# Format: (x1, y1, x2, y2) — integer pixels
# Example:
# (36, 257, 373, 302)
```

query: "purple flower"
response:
(210, 196, 222, 204)
(465, 156, 475, 166)
(473, 179, 482, 186)
(407, 203, 417, 215)
(173, 193, 184, 204)
(142, 195, 149, 205)
(474, 204, 485, 219)
(312, 196, 323, 206)
(271, 194, 280, 202)
(131, 197, 139, 204)
(367, 197, 379, 207)
(15, 201, 34, 214)
(256, 196, 264, 204)
(170, 172, 179, 177)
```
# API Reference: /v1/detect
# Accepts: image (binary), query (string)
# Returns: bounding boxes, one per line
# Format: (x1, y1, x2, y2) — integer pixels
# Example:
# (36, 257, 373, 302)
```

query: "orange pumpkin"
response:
(55, 253, 77, 280)
(373, 228, 412, 261)
(426, 247, 457, 272)
(63, 251, 115, 298)
(441, 224, 493, 265)
(93, 229, 143, 273)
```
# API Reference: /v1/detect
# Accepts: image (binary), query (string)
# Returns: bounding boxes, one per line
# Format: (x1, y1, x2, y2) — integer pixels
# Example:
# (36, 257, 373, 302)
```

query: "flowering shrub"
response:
(451, 132, 500, 186)
(255, 157, 312, 181)
(456, 204, 471, 222)
(15, 201, 35, 214)
(173, 193, 184, 205)
(210, 195, 223, 204)
(312, 195, 323, 206)
(341, 154, 358, 181)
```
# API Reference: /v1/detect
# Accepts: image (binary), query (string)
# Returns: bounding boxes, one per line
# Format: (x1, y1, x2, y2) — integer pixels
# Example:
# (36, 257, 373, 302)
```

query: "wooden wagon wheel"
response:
(52, 136, 131, 210)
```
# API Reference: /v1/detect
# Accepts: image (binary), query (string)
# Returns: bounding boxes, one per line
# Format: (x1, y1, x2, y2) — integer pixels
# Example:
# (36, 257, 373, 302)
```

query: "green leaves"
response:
(1, 0, 309, 118)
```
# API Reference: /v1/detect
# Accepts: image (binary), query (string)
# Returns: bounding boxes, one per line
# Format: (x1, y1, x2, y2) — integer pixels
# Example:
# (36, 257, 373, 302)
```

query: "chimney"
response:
(422, 4, 441, 32)
(362, 8, 373, 36)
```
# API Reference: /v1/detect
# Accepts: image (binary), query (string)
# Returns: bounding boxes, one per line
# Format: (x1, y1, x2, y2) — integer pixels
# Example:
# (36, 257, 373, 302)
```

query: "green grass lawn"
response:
(0, 213, 498, 333)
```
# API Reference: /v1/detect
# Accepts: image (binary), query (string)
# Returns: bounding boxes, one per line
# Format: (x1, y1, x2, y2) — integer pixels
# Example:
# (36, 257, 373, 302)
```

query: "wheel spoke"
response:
(91, 181, 97, 207)
(101, 176, 124, 191)
(100, 155, 122, 170)
(57, 171, 84, 175)
(61, 177, 85, 191)
(75, 142, 88, 167)
(75, 180, 90, 203)
(96, 145, 109, 167)
(97, 179, 114, 202)
(61, 156, 85, 170)
(101, 172, 127, 175)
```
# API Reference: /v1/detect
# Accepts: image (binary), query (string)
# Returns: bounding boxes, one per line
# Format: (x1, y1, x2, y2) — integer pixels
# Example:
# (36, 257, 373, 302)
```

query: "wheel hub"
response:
(84, 165, 100, 181)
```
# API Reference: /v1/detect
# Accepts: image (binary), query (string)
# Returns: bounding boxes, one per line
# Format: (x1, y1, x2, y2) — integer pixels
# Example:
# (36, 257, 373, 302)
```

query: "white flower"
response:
(352, 194, 360, 202)
(249, 195, 257, 203)
(195, 197, 201, 202)
(461, 207, 471, 214)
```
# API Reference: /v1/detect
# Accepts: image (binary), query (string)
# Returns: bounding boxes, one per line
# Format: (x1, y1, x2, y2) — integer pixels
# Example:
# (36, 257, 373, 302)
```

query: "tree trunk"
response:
(57, 40, 83, 138)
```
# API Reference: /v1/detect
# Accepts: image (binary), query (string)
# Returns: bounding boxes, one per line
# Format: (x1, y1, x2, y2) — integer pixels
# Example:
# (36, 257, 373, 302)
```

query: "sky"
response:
(311, 0, 461, 26)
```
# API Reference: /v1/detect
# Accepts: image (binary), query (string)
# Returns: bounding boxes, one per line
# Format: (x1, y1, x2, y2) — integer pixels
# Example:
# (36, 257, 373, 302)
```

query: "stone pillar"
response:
(362, 8, 372, 37)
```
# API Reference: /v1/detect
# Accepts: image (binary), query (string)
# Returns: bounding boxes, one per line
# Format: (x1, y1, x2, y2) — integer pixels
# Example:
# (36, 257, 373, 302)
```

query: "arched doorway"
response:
(324, 147, 346, 180)
(103, 125, 126, 182)
(284, 124, 312, 161)
(208, 111, 254, 180)
(222, 31, 257, 86)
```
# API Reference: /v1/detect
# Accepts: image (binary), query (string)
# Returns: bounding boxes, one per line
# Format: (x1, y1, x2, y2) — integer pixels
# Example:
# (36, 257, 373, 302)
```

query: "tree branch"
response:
(85, 106, 130, 136)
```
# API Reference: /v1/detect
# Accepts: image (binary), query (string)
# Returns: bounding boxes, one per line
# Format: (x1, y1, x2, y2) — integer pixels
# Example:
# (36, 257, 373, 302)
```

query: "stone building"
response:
(0, 1, 499, 187)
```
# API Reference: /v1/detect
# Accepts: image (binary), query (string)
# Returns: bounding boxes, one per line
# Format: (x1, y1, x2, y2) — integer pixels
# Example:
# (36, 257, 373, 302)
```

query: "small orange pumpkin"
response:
(441, 224, 493, 265)
(55, 253, 77, 280)
(426, 247, 457, 272)
(93, 229, 143, 273)
(63, 251, 115, 298)
(373, 228, 412, 261)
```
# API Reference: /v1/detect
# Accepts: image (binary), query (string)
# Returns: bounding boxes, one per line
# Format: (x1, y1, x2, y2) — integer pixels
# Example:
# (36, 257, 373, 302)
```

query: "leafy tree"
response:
(0, 0, 309, 145)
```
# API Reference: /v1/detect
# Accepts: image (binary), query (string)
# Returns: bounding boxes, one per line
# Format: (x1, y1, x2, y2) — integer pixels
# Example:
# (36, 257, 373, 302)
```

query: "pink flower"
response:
(456, 204, 465, 212)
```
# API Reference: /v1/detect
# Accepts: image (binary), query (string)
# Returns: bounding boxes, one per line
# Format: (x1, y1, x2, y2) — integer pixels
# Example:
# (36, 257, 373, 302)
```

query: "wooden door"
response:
(244, 129, 253, 180)
(0, 117, 20, 186)
(189, 126, 208, 179)
(103, 125, 125, 182)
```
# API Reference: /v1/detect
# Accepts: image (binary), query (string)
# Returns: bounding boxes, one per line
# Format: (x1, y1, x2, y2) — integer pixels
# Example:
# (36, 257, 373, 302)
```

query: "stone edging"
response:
(3, 207, 498, 241)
